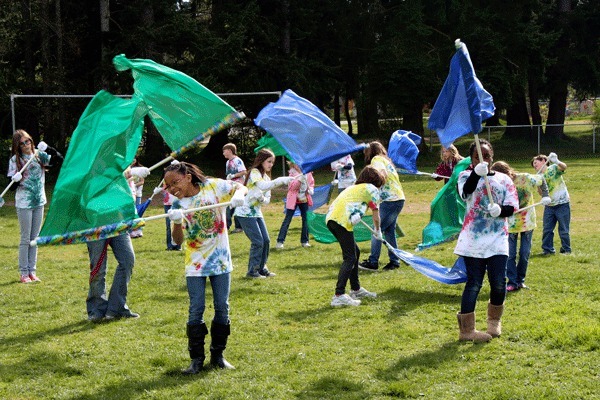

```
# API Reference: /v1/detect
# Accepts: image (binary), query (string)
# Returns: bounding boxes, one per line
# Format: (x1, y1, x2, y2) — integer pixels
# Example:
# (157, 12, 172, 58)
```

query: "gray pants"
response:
(16, 206, 44, 276)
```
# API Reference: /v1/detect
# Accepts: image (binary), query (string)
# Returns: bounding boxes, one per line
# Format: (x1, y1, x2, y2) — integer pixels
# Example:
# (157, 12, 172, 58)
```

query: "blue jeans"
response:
(368, 200, 404, 265)
(187, 273, 230, 325)
(164, 205, 180, 250)
(277, 202, 309, 244)
(237, 217, 270, 273)
(507, 231, 533, 286)
(226, 206, 242, 230)
(542, 203, 571, 254)
(461, 255, 507, 313)
(16, 206, 44, 276)
(86, 233, 136, 319)
(327, 221, 361, 295)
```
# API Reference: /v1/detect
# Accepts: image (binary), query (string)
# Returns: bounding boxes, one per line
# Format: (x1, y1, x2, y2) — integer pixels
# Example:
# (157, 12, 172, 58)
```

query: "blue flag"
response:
(254, 89, 366, 174)
(428, 40, 495, 148)
(387, 130, 422, 173)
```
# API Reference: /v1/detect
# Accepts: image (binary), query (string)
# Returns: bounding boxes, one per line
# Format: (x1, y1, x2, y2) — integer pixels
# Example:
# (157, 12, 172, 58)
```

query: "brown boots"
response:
(486, 302, 504, 338)
(457, 312, 492, 343)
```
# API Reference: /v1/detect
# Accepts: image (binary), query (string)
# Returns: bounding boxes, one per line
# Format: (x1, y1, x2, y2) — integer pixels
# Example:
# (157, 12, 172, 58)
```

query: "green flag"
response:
(254, 133, 292, 160)
(417, 157, 471, 250)
(113, 55, 244, 156)
(36, 91, 147, 245)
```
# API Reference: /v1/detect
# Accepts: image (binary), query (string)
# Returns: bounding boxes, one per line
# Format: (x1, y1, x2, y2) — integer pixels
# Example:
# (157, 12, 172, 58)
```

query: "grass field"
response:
(0, 156, 599, 399)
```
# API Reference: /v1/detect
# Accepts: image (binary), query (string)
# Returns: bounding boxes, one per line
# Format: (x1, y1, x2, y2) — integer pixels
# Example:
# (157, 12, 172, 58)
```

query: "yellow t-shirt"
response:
(325, 183, 380, 231)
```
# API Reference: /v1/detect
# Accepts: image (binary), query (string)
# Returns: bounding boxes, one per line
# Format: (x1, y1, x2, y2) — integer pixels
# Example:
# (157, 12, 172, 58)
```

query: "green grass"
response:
(1, 158, 599, 399)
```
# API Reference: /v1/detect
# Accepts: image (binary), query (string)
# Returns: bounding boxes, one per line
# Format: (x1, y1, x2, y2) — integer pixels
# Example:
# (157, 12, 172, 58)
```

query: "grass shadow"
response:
(0, 320, 93, 348)
(296, 376, 369, 400)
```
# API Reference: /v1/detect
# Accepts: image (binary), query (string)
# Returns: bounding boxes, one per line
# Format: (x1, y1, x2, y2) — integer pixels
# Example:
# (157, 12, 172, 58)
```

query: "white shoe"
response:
(301, 242, 311, 248)
(331, 294, 361, 307)
(275, 242, 284, 250)
(349, 287, 377, 300)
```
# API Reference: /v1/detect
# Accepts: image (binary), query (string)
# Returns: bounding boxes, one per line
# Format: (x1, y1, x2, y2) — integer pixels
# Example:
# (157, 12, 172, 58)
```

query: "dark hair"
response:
(12, 129, 38, 170)
(468, 139, 493, 159)
(364, 141, 390, 165)
(245, 148, 275, 185)
(531, 154, 547, 167)
(490, 160, 515, 179)
(355, 165, 385, 188)
(164, 161, 207, 185)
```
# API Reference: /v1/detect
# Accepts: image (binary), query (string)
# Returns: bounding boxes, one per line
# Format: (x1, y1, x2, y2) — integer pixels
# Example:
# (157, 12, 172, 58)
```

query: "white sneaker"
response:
(275, 242, 284, 250)
(331, 294, 361, 307)
(301, 242, 311, 248)
(349, 287, 377, 300)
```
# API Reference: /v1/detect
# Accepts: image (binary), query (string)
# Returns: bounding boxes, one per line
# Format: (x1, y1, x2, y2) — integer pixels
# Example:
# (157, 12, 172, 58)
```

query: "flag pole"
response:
(515, 201, 543, 214)
(473, 134, 495, 205)
(143, 201, 232, 222)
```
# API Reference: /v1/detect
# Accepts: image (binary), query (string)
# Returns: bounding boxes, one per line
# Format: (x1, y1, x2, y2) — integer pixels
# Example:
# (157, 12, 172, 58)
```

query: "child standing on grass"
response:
(164, 161, 247, 374)
(454, 140, 519, 342)
(223, 143, 246, 234)
(433, 145, 464, 184)
(275, 161, 315, 249)
(532, 153, 571, 255)
(234, 149, 292, 278)
(491, 161, 550, 292)
(7, 130, 62, 283)
(326, 166, 385, 307)
(330, 154, 356, 192)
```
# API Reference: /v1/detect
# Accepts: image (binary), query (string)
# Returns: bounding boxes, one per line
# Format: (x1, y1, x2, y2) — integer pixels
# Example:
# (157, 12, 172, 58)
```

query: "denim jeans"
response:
(16, 206, 44, 276)
(237, 217, 270, 273)
(164, 205, 180, 250)
(460, 255, 507, 313)
(226, 206, 241, 230)
(187, 273, 230, 326)
(86, 233, 135, 319)
(507, 230, 533, 286)
(277, 202, 309, 244)
(368, 200, 404, 265)
(542, 203, 571, 254)
(327, 220, 361, 295)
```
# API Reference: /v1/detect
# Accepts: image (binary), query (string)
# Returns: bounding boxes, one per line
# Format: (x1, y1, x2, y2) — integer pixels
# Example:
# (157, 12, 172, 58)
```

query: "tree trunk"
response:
(356, 90, 379, 138)
(504, 89, 532, 138)
(402, 103, 424, 135)
(41, 0, 53, 144)
(55, 0, 67, 146)
(528, 73, 543, 135)
(484, 114, 500, 127)
(344, 97, 353, 135)
(546, 84, 568, 139)
(333, 90, 341, 126)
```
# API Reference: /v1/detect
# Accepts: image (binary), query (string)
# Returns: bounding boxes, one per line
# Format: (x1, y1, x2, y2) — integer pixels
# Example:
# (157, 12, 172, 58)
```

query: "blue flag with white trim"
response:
(428, 40, 495, 147)
(255, 89, 366, 174)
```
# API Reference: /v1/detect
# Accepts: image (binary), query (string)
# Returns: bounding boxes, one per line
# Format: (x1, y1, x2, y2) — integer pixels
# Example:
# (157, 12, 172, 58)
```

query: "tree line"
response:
(1, 0, 598, 165)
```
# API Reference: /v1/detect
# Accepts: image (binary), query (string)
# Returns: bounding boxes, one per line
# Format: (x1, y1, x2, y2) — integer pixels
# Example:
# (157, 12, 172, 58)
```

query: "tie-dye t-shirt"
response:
(171, 178, 237, 277)
(225, 156, 246, 184)
(233, 168, 272, 218)
(7, 152, 51, 209)
(454, 170, 519, 258)
(331, 155, 356, 189)
(544, 164, 569, 206)
(325, 183, 380, 231)
(508, 172, 545, 233)
(370, 155, 405, 202)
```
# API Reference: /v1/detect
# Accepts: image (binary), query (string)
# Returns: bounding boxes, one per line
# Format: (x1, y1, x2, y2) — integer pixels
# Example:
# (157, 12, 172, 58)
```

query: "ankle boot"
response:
(457, 312, 492, 343)
(486, 302, 504, 338)
(182, 322, 208, 374)
(210, 321, 235, 369)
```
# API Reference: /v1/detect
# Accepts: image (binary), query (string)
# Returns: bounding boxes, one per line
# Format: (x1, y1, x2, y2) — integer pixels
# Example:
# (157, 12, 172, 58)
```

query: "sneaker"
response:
(20, 275, 32, 283)
(331, 294, 361, 307)
(349, 287, 377, 299)
(231, 228, 243, 234)
(382, 262, 399, 271)
(518, 283, 529, 289)
(301, 242, 311, 248)
(275, 242, 284, 250)
(88, 314, 104, 323)
(506, 284, 519, 292)
(259, 269, 276, 277)
(358, 260, 379, 271)
(105, 311, 140, 321)
(246, 271, 266, 279)
(29, 273, 41, 282)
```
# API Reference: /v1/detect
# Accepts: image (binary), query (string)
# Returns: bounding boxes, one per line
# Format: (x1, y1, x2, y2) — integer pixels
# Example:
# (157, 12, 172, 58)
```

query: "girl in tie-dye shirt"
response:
(164, 161, 247, 373)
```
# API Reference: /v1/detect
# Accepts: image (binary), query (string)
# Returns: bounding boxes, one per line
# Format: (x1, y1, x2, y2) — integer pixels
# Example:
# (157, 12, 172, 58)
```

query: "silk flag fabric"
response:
(254, 89, 366, 174)
(254, 133, 291, 160)
(387, 130, 422, 174)
(393, 248, 467, 284)
(37, 91, 147, 245)
(113, 54, 244, 155)
(428, 40, 495, 147)
(417, 157, 471, 250)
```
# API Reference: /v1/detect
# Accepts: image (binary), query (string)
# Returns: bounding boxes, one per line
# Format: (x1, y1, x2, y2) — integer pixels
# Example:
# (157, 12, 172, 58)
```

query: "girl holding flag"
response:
(234, 149, 292, 278)
(164, 161, 247, 373)
(454, 139, 518, 342)
(7, 130, 62, 283)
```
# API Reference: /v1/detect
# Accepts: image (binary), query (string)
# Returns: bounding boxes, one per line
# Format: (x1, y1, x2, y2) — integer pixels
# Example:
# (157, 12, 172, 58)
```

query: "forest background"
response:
(1, 0, 599, 174)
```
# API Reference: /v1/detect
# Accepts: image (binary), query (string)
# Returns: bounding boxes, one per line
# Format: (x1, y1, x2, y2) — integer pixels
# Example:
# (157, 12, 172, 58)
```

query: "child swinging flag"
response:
(387, 130, 422, 174)
(255, 89, 366, 174)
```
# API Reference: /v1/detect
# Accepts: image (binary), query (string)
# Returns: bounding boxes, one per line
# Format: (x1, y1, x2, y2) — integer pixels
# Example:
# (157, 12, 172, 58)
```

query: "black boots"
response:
(182, 322, 208, 374)
(210, 322, 235, 369)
